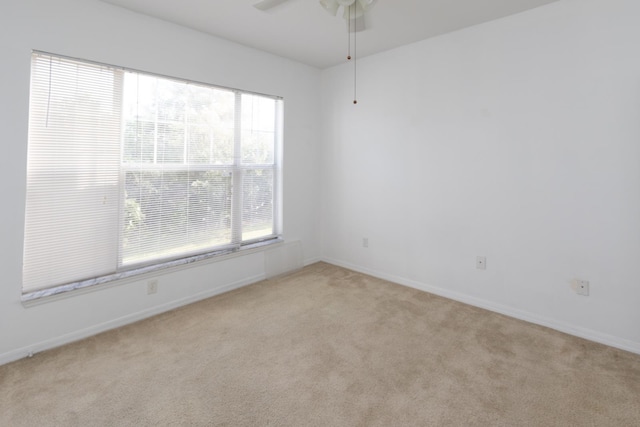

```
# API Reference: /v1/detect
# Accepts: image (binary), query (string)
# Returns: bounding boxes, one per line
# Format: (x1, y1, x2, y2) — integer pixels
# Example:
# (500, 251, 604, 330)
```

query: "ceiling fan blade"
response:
(253, 0, 290, 11)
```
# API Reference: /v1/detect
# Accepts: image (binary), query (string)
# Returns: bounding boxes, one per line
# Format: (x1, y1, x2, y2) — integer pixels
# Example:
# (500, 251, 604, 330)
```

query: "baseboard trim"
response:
(0, 273, 265, 366)
(322, 257, 640, 355)
(304, 256, 322, 266)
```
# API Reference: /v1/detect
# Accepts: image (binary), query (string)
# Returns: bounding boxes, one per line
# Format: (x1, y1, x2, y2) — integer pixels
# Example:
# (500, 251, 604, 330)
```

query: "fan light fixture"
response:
(320, 0, 375, 23)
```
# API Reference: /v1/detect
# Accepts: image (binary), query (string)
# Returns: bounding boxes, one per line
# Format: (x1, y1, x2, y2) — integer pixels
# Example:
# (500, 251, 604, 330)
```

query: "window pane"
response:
(123, 170, 233, 266)
(157, 122, 185, 164)
(242, 168, 274, 241)
(156, 79, 186, 122)
(188, 124, 212, 164)
(241, 94, 275, 165)
(123, 120, 155, 164)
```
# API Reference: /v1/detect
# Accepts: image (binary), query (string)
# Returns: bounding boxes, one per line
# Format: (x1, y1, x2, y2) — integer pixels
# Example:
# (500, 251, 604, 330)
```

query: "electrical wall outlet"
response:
(362, 237, 369, 248)
(575, 279, 589, 296)
(476, 256, 486, 270)
(147, 279, 158, 295)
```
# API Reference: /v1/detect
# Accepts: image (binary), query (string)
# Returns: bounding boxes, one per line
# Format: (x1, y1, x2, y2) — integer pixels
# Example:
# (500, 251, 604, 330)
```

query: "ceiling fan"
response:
(253, 0, 377, 32)
(254, 0, 376, 104)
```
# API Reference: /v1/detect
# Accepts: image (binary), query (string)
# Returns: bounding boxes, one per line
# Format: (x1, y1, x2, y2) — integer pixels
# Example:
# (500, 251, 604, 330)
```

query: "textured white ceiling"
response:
(99, 0, 559, 69)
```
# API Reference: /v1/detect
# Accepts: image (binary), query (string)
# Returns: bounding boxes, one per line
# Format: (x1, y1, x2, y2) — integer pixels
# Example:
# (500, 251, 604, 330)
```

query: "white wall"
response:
(0, 0, 322, 364)
(3, 0, 639, 366)
(321, 0, 640, 353)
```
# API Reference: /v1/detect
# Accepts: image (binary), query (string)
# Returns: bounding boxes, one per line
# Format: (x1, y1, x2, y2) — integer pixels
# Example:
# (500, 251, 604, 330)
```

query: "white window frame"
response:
(22, 52, 283, 302)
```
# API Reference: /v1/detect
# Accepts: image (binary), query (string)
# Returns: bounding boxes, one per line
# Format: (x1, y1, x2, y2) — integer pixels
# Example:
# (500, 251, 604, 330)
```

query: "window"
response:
(23, 52, 282, 296)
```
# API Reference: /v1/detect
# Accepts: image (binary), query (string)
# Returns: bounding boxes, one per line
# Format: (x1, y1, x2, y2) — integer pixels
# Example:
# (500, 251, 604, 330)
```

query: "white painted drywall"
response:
(265, 240, 304, 279)
(3, 0, 639, 365)
(0, 0, 322, 364)
(320, 0, 640, 353)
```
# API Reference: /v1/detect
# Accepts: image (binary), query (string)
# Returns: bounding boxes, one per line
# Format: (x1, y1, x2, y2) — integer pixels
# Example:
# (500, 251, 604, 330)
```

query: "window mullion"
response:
(116, 70, 126, 270)
(184, 88, 190, 243)
(231, 91, 243, 246)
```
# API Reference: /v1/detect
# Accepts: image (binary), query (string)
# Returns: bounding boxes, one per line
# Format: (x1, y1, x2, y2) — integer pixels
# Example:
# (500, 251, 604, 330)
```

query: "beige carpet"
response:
(1, 262, 639, 426)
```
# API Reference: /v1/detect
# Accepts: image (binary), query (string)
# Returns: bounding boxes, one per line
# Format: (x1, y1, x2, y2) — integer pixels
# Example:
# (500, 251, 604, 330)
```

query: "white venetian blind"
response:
(23, 53, 123, 293)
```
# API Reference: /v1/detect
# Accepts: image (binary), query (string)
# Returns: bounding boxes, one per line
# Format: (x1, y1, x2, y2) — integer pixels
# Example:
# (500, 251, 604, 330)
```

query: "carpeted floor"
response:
(1, 262, 639, 426)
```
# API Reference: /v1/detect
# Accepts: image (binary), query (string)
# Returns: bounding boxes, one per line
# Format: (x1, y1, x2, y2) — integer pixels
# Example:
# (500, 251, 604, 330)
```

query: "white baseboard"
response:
(0, 273, 265, 366)
(304, 256, 322, 266)
(322, 257, 640, 355)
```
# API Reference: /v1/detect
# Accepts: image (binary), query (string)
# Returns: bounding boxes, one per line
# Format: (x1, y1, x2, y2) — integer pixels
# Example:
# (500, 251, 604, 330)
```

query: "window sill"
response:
(21, 237, 283, 307)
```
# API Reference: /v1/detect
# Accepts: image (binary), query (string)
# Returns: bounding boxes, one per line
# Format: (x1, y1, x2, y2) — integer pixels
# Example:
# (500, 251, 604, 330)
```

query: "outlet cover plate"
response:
(476, 256, 486, 270)
(147, 279, 158, 295)
(576, 280, 589, 296)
